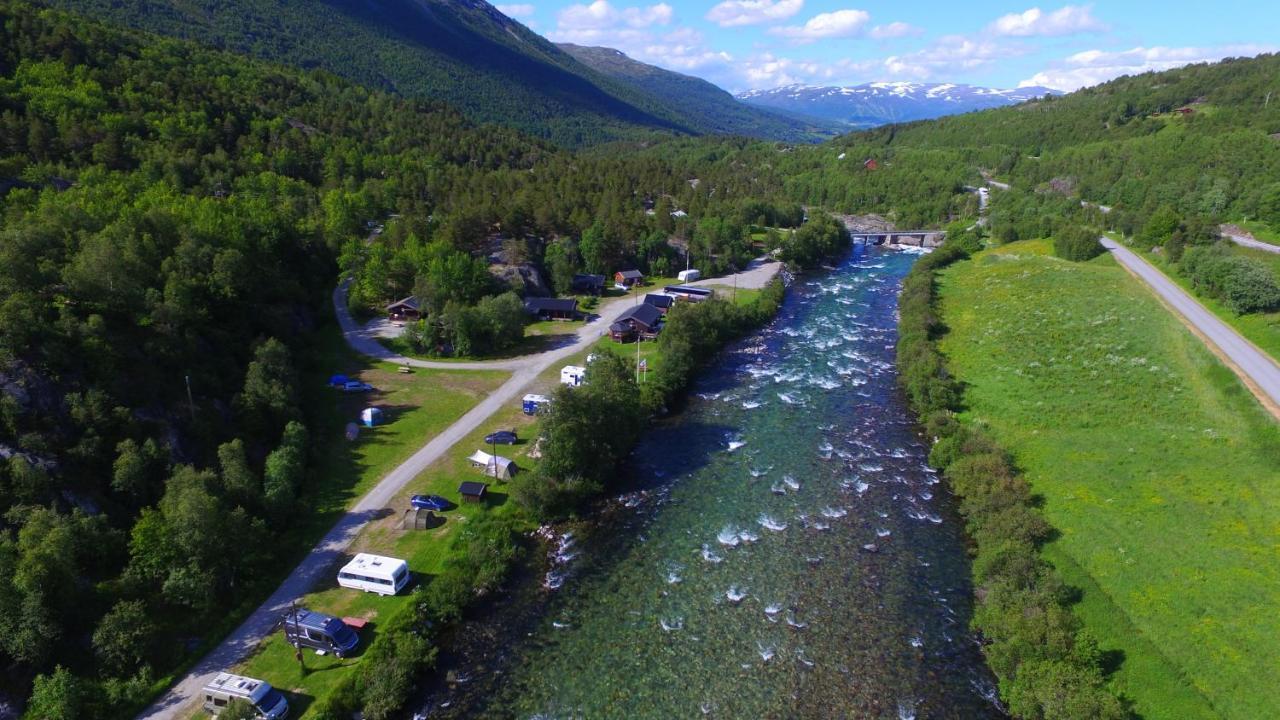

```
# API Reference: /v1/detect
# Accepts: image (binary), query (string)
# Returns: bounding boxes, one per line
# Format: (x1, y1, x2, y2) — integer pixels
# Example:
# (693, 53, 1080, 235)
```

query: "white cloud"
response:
(496, 3, 536, 19)
(868, 22, 921, 40)
(882, 35, 1015, 79)
(705, 0, 803, 28)
(771, 9, 870, 43)
(556, 0, 672, 31)
(1020, 44, 1277, 90)
(989, 5, 1106, 37)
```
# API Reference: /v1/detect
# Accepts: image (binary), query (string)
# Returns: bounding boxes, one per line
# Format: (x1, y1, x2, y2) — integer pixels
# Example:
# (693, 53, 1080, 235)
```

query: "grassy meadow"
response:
(936, 240, 1280, 719)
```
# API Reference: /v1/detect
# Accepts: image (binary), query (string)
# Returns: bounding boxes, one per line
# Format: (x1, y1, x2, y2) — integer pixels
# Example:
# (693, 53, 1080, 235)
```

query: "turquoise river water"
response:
(416, 245, 1001, 719)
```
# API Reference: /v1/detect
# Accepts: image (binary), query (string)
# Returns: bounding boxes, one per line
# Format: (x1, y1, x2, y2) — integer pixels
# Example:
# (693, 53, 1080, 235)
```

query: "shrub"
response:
(1180, 244, 1280, 314)
(1053, 226, 1104, 261)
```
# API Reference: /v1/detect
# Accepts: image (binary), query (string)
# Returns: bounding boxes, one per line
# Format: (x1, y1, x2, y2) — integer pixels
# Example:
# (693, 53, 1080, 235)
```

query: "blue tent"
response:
(360, 407, 383, 427)
(329, 374, 350, 387)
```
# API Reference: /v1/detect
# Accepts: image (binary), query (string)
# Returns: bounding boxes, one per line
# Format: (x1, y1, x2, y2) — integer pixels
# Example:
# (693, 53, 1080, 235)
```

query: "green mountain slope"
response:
(557, 43, 838, 141)
(43, 0, 817, 146)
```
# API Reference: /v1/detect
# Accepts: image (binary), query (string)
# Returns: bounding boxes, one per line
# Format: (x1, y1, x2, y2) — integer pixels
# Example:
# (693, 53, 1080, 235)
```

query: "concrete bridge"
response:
(851, 230, 946, 248)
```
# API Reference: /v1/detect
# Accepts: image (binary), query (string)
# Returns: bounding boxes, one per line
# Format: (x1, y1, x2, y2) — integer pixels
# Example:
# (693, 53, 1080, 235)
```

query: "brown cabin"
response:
(614, 269, 644, 288)
(386, 296, 421, 323)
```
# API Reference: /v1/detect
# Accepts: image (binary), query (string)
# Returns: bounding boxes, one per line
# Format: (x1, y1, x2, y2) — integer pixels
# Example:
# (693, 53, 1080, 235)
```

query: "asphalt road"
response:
(1222, 229, 1280, 254)
(1100, 238, 1280, 414)
(137, 260, 782, 720)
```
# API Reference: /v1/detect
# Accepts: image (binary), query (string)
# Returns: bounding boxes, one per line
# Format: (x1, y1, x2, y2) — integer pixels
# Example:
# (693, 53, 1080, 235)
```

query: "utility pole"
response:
(184, 374, 195, 421)
(636, 332, 641, 383)
(288, 601, 306, 674)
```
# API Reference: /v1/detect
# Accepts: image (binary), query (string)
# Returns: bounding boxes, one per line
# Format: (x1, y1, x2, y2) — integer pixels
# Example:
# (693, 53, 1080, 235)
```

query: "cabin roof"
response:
(524, 297, 578, 313)
(616, 303, 662, 328)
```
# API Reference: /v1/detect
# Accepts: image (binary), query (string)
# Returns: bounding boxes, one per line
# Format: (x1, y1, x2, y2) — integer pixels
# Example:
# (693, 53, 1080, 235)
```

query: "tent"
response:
(466, 449, 516, 480)
(360, 407, 384, 427)
(329, 374, 350, 387)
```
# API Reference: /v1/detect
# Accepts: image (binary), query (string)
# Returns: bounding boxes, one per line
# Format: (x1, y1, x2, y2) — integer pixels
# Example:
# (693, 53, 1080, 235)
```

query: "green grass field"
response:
(937, 240, 1280, 720)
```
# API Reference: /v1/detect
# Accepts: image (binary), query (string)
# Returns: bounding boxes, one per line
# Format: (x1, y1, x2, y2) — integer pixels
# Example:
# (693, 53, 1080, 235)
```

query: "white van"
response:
(677, 269, 701, 283)
(336, 553, 410, 596)
(202, 672, 288, 718)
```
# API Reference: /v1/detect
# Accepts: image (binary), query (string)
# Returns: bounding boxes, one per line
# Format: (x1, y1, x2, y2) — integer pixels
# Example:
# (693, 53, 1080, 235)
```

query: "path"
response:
(138, 260, 782, 720)
(1100, 238, 1280, 416)
(1220, 224, 1280, 254)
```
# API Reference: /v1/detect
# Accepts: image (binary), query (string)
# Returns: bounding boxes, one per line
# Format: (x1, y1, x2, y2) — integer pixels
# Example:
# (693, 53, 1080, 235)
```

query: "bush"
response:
(1053, 226, 1104, 261)
(1180, 244, 1280, 314)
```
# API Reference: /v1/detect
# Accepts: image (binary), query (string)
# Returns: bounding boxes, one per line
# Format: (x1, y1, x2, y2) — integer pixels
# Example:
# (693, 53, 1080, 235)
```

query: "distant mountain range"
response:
(557, 44, 839, 142)
(49, 0, 829, 145)
(737, 82, 1060, 128)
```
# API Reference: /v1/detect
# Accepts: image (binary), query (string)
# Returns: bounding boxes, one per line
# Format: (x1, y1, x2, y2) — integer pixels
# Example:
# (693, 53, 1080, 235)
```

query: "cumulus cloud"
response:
(882, 35, 1015, 79)
(1020, 44, 1277, 90)
(705, 0, 804, 28)
(771, 9, 870, 43)
(989, 5, 1106, 37)
(548, 0, 674, 46)
(495, 3, 536, 19)
(556, 0, 672, 31)
(868, 22, 921, 40)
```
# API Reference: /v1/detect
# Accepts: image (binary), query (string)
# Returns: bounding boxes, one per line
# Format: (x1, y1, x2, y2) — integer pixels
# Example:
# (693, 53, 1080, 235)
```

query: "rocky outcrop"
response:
(490, 262, 552, 297)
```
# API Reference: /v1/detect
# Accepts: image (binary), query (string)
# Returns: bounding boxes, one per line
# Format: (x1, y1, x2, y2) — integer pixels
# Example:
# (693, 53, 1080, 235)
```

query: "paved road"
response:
(1221, 228, 1280, 254)
(1100, 238, 1280, 414)
(138, 260, 782, 720)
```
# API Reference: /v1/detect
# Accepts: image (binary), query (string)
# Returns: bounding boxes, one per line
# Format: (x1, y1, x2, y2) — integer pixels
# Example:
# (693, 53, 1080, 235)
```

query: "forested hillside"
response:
(557, 44, 836, 142)
(43, 0, 813, 146)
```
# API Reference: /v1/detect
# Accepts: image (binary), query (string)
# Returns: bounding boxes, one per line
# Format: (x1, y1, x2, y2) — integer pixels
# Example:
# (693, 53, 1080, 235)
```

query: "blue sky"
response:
(492, 1, 1278, 93)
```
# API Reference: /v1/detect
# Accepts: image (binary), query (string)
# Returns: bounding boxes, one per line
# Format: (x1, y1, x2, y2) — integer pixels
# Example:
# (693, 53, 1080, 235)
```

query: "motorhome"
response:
(560, 365, 586, 386)
(336, 553, 410, 596)
(677, 269, 701, 283)
(201, 672, 289, 718)
(522, 393, 551, 415)
(282, 609, 360, 657)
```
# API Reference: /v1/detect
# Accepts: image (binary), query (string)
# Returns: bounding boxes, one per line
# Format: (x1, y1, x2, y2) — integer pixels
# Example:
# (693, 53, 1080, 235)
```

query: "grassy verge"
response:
(379, 318, 581, 362)
(936, 239, 1280, 719)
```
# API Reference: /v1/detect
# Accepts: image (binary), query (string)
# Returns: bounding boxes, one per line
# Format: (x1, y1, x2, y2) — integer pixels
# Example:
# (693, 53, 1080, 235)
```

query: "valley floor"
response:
(936, 240, 1280, 719)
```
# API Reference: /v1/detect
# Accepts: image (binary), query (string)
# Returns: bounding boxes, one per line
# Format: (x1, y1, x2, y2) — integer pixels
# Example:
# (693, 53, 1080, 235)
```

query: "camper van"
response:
(560, 365, 586, 386)
(677, 269, 701, 283)
(522, 394, 551, 415)
(202, 672, 289, 719)
(336, 553, 410, 596)
(282, 609, 360, 657)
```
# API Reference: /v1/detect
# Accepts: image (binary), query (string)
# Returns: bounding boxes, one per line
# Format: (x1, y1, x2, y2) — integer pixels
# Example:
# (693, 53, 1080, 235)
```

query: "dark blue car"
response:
(410, 494, 451, 511)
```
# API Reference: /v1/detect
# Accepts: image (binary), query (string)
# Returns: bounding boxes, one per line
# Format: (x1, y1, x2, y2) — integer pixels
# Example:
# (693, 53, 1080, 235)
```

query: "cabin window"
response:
(214, 698, 227, 707)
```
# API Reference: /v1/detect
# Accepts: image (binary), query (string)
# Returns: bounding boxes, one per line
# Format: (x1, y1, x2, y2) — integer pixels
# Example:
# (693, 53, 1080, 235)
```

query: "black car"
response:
(484, 430, 518, 445)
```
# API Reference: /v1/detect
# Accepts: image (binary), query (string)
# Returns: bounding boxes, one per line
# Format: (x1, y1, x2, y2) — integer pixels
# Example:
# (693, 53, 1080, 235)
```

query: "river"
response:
(416, 245, 1001, 719)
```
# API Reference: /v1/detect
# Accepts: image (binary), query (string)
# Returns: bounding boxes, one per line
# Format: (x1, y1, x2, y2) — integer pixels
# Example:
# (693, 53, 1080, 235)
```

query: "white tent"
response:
(467, 449, 516, 480)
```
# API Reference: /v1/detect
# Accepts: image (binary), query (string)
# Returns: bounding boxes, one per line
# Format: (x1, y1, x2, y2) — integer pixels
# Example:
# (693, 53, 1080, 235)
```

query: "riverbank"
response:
(410, 244, 1001, 718)
(928, 239, 1280, 718)
(226, 280, 786, 719)
(897, 239, 1126, 718)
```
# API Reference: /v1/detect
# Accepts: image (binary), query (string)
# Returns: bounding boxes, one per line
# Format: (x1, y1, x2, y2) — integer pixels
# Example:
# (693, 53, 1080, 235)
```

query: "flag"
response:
(639, 358, 648, 371)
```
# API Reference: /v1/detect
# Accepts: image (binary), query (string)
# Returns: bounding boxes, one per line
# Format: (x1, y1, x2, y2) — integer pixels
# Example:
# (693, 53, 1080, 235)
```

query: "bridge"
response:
(850, 230, 946, 248)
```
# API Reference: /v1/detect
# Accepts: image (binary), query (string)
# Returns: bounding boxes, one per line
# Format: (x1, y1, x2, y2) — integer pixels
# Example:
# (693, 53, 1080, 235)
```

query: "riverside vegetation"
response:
(927, 238, 1280, 719)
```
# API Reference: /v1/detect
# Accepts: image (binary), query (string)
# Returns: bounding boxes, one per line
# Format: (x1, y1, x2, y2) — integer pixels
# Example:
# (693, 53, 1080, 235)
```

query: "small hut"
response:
(458, 481, 488, 503)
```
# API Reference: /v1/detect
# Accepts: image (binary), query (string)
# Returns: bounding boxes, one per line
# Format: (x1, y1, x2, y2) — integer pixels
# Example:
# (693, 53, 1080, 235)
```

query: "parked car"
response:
(410, 494, 452, 511)
(484, 430, 518, 445)
(342, 381, 374, 392)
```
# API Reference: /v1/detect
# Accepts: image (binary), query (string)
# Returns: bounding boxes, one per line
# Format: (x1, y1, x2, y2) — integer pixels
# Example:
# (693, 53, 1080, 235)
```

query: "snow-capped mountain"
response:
(736, 82, 1059, 128)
